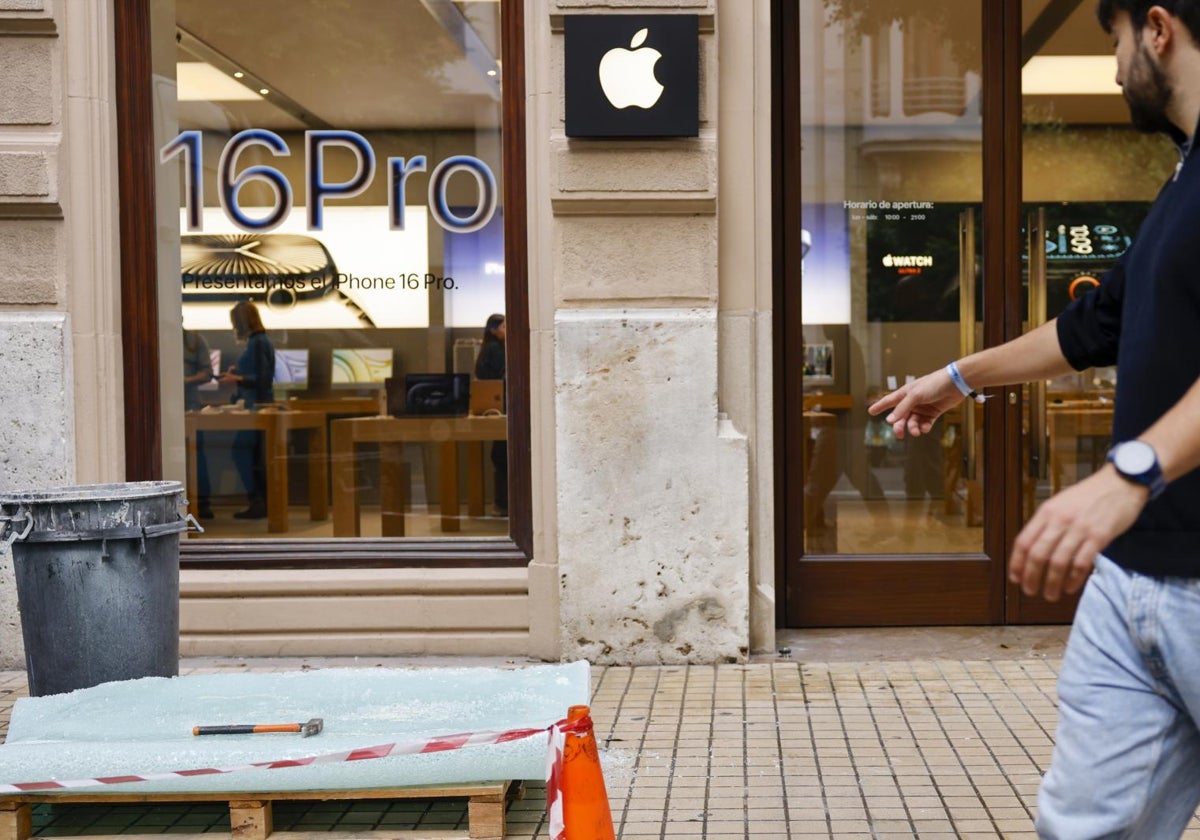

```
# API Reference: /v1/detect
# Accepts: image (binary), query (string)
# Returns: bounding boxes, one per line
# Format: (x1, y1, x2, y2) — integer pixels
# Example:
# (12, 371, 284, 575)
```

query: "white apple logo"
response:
(598, 28, 665, 110)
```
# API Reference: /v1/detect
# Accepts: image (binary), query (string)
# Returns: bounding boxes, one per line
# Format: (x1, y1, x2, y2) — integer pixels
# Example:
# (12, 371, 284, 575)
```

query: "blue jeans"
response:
(231, 430, 266, 503)
(1038, 554, 1200, 839)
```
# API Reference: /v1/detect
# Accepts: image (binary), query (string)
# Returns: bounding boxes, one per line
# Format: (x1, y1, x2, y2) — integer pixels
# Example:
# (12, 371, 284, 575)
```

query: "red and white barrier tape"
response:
(546, 722, 567, 840)
(0, 724, 552, 794)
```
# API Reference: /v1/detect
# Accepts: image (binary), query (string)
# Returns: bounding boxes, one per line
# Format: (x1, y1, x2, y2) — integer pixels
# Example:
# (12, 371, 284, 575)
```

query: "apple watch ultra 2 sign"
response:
(564, 15, 699, 139)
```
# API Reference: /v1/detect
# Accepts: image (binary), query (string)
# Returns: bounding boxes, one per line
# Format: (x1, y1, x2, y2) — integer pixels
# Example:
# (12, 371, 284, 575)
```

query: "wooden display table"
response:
(331, 415, 508, 536)
(1047, 401, 1113, 494)
(282, 396, 382, 415)
(184, 408, 328, 534)
(802, 411, 839, 552)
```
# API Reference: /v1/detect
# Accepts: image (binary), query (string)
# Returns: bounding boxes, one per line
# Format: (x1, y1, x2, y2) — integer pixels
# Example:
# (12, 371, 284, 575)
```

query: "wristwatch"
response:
(1106, 440, 1166, 499)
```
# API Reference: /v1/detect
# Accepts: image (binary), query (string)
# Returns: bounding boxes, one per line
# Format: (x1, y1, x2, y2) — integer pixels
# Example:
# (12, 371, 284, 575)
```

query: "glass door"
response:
(1013, 0, 1177, 621)
(781, 0, 1000, 625)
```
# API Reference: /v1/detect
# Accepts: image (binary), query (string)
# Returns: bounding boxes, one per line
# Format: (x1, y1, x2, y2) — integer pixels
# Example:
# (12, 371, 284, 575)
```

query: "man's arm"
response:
(1011, 374, 1200, 602)
(868, 319, 1075, 439)
(1141, 378, 1200, 483)
(184, 339, 213, 386)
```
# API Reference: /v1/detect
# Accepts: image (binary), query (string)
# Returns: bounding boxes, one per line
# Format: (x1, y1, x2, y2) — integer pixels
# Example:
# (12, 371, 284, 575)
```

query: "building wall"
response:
(0, 0, 775, 667)
(525, 0, 771, 664)
(0, 0, 123, 669)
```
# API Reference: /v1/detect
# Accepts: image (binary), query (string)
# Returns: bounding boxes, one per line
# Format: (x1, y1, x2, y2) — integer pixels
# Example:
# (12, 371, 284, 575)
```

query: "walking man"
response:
(871, 2, 1200, 835)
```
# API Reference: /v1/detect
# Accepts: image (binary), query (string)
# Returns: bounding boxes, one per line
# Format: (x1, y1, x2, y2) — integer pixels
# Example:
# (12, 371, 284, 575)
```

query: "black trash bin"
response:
(0, 481, 193, 696)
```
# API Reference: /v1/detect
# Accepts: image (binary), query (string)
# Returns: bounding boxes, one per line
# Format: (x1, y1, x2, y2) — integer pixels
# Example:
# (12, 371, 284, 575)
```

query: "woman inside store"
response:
(475, 313, 507, 516)
(220, 300, 275, 520)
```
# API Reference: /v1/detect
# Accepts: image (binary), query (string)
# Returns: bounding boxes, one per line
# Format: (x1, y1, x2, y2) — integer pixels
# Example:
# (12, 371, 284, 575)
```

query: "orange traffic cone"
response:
(558, 704, 615, 839)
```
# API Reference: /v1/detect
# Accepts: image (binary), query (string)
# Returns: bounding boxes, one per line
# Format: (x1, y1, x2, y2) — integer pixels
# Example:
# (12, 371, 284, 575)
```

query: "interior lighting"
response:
(259, 88, 270, 95)
(176, 62, 262, 101)
(1022, 56, 1122, 95)
(233, 71, 244, 79)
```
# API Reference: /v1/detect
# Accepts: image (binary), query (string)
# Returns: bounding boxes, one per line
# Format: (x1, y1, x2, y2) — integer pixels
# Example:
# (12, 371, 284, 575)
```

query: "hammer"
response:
(192, 717, 323, 737)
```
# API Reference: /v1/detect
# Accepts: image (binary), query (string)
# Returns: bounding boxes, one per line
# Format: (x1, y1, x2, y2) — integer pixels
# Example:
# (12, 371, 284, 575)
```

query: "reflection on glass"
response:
(155, 0, 511, 540)
(1020, 0, 1175, 522)
(800, 0, 984, 554)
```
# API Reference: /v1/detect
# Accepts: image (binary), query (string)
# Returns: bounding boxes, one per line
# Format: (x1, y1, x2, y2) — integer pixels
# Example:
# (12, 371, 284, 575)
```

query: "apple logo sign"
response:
(598, 28, 664, 110)
(564, 14, 697, 138)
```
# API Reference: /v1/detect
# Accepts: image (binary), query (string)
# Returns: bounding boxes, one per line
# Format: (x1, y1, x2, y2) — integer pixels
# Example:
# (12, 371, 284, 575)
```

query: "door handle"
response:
(959, 208, 978, 480)
(1027, 208, 1048, 480)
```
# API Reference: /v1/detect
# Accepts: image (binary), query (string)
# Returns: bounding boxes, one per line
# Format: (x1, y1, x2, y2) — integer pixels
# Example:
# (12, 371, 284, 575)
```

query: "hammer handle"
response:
(192, 723, 302, 736)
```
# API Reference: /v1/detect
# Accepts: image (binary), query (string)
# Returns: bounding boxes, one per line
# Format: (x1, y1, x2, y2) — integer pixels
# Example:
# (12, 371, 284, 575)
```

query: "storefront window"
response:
(800, 0, 984, 554)
(152, 0, 512, 542)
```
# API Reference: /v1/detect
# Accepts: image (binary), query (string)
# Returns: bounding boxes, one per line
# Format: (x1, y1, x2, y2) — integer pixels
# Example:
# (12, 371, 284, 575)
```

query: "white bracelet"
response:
(946, 361, 987, 404)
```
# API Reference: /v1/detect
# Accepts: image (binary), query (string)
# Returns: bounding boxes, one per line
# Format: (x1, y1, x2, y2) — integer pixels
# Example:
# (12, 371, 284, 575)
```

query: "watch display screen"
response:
(1114, 442, 1156, 475)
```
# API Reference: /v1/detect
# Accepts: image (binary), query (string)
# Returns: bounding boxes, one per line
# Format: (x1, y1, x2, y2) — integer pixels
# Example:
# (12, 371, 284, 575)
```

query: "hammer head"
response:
(301, 717, 324, 737)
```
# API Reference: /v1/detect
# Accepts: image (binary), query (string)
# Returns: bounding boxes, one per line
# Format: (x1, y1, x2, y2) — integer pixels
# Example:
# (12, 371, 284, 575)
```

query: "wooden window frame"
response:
(113, 0, 532, 568)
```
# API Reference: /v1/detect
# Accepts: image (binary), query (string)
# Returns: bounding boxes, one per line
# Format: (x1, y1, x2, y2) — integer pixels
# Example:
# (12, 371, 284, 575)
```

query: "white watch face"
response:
(1115, 441, 1156, 475)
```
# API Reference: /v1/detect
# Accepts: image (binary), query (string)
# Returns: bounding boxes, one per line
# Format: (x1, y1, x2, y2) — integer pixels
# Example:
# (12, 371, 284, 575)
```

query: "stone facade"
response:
(0, 0, 123, 668)
(525, 0, 775, 663)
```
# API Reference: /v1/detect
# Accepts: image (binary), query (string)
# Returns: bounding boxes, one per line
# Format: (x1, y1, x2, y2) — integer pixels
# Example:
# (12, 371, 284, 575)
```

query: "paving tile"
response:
(2, 654, 1199, 839)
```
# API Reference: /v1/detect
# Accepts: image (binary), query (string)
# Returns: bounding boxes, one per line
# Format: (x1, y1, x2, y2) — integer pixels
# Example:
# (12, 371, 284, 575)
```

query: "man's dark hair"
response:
(1097, 0, 1200, 44)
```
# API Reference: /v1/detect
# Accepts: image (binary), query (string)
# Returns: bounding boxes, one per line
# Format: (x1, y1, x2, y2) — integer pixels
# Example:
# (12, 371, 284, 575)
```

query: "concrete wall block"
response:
(0, 150, 50, 197)
(555, 139, 715, 194)
(557, 215, 716, 301)
(555, 309, 749, 664)
(0, 311, 73, 668)
(0, 219, 58, 303)
(0, 38, 54, 125)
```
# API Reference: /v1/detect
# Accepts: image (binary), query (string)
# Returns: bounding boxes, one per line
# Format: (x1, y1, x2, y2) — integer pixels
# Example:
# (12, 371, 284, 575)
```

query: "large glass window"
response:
(152, 1, 512, 541)
(800, 0, 984, 555)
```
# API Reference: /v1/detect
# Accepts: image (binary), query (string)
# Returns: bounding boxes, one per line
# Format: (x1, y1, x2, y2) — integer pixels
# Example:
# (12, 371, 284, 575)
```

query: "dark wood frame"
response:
(774, 0, 1035, 626)
(114, 0, 533, 566)
(114, 0, 161, 483)
(771, 0, 798, 628)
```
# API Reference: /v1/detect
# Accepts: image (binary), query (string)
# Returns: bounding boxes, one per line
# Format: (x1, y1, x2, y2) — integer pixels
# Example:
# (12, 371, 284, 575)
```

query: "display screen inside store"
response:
(831, 201, 1149, 323)
(155, 0, 511, 541)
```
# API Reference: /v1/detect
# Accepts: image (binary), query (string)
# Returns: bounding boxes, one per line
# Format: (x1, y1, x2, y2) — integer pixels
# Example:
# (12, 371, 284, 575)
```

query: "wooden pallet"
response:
(0, 780, 521, 840)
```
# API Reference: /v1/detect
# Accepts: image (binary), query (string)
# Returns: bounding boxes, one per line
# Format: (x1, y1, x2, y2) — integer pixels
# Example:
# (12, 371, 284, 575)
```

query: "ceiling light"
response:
(176, 62, 263, 101)
(233, 71, 244, 79)
(487, 69, 497, 77)
(1023, 56, 1122, 95)
(259, 88, 270, 95)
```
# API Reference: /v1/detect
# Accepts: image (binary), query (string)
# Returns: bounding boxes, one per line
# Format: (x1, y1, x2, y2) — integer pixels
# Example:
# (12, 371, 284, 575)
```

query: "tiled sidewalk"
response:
(2, 648, 1199, 839)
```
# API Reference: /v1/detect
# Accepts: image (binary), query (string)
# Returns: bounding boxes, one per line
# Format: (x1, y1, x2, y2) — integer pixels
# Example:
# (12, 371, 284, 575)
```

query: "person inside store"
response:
(475, 313, 507, 516)
(870, 3, 1200, 835)
(219, 300, 275, 520)
(182, 328, 214, 519)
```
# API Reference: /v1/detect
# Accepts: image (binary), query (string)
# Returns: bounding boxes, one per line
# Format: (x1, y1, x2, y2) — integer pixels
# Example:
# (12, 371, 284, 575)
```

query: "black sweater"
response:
(1056, 130, 1200, 577)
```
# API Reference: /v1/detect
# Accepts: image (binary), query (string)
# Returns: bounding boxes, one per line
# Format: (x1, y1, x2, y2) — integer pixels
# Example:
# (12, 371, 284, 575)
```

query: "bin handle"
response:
(0, 506, 33, 545)
(178, 500, 205, 535)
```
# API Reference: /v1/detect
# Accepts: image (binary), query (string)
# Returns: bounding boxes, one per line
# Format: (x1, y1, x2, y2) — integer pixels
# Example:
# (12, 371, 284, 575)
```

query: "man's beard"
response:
(1125, 42, 1175, 135)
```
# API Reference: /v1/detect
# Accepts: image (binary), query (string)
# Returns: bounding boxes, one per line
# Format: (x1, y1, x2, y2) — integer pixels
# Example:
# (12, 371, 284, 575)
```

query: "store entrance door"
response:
(777, 0, 1001, 626)
(776, 0, 1178, 627)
